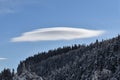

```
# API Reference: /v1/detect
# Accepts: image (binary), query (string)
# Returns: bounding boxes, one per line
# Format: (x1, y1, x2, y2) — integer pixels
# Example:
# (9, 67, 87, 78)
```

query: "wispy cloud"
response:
(0, 58, 7, 60)
(11, 27, 105, 42)
(0, 8, 14, 14)
(0, 0, 15, 14)
(0, 0, 37, 14)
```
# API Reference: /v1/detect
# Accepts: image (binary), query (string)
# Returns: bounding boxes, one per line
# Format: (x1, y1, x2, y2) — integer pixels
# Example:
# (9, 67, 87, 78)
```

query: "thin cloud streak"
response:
(0, 58, 7, 60)
(11, 27, 105, 42)
(0, 8, 14, 14)
(0, 0, 15, 14)
(0, 0, 38, 14)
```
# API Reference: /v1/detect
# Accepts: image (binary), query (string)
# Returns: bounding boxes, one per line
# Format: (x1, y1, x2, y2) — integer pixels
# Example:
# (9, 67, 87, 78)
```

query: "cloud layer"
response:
(0, 58, 7, 60)
(11, 27, 105, 42)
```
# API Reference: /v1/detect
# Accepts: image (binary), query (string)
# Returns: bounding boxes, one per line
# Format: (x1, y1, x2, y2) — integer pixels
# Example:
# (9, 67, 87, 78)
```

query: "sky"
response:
(0, 0, 120, 71)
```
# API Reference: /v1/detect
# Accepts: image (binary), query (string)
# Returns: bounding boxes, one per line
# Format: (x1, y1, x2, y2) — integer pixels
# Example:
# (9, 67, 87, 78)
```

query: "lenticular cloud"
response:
(11, 27, 105, 42)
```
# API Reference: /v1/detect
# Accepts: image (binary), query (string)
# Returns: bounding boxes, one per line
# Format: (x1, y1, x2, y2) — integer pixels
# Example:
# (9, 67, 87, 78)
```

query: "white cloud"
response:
(0, 58, 7, 60)
(11, 27, 105, 42)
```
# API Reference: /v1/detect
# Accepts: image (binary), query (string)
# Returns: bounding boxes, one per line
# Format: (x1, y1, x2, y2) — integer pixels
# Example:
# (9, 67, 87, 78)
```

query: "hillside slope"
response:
(16, 35, 120, 80)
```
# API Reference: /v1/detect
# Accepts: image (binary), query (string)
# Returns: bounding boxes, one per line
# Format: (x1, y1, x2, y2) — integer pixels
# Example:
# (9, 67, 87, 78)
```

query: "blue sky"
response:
(0, 0, 120, 71)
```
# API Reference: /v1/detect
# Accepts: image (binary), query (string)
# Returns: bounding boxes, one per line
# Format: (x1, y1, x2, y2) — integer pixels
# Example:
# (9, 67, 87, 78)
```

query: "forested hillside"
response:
(0, 69, 14, 80)
(1, 35, 120, 80)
